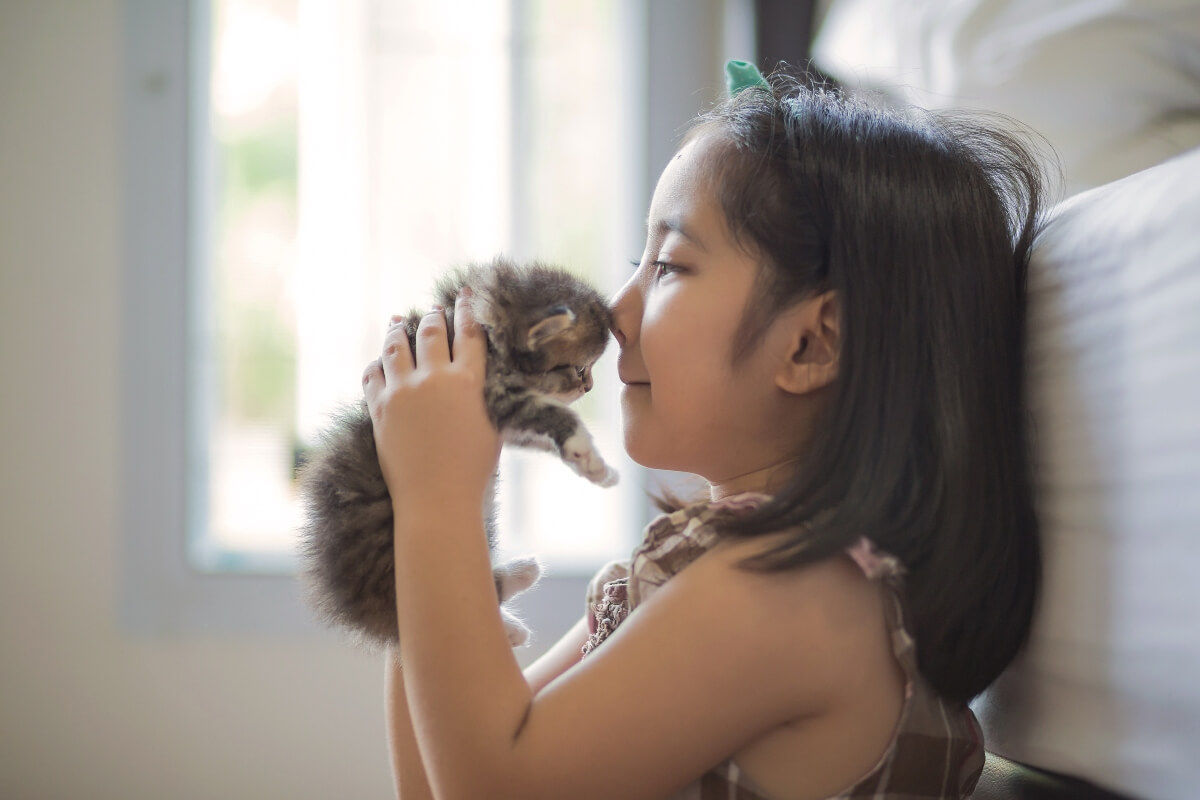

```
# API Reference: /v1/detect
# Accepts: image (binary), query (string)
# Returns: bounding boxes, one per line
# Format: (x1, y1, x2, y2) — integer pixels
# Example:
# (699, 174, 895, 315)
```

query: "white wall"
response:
(0, 3, 394, 797)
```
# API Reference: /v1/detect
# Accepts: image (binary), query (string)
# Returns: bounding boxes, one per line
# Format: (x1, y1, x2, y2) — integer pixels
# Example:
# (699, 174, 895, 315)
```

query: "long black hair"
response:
(686, 73, 1051, 703)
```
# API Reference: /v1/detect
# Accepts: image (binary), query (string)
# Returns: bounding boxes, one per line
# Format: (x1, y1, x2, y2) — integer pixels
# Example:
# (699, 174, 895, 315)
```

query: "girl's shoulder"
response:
(590, 492, 905, 714)
(572, 496, 913, 796)
(691, 521, 904, 703)
(556, 497, 980, 798)
(622, 492, 903, 629)
(519, 530, 905, 799)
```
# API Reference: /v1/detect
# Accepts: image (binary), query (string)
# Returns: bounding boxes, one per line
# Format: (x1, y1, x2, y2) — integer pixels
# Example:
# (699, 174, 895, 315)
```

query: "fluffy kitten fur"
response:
(297, 259, 616, 651)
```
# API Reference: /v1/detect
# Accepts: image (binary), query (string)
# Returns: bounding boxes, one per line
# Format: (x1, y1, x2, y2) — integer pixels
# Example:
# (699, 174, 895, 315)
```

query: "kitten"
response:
(297, 258, 616, 651)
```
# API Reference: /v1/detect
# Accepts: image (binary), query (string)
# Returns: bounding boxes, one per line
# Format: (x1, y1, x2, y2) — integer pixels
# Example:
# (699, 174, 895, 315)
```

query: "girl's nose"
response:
(611, 318, 627, 347)
(609, 275, 638, 347)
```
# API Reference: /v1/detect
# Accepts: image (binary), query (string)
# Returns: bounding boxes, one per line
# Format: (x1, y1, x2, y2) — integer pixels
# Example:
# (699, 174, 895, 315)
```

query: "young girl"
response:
(362, 66, 1046, 800)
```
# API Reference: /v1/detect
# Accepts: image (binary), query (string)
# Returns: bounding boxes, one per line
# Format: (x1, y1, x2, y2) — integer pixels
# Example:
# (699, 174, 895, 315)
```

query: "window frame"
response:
(119, 0, 741, 640)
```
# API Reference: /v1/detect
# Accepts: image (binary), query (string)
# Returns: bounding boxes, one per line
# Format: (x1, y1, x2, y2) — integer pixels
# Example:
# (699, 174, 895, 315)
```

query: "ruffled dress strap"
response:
(582, 492, 770, 656)
(581, 559, 631, 658)
(836, 540, 985, 799)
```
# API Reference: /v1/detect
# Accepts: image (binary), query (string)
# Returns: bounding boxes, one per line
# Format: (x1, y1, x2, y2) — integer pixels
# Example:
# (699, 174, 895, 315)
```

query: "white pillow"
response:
(972, 147, 1200, 800)
(811, 0, 1200, 195)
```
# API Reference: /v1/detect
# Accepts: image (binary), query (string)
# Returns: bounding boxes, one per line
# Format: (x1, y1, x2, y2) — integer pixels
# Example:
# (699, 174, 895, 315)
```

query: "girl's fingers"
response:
(414, 306, 451, 369)
(380, 318, 415, 385)
(453, 292, 487, 379)
(362, 358, 384, 404)
(376, 303, 474, 391)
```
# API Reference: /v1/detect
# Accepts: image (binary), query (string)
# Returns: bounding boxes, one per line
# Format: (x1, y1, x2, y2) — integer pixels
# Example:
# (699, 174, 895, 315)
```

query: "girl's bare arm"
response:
(386, 617, 588, 799)
(523, 615, 589, 694)
(384, 651, 433, 800)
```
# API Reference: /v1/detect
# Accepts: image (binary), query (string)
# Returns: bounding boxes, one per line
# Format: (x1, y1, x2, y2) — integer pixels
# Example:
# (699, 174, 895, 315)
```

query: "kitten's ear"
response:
(526, 305, 575, 349)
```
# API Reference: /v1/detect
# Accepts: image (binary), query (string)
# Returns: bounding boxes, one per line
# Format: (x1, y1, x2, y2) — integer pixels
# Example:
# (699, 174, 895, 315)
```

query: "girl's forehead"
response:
(669, 132, 725, 181)
(647, 134, 731, 244)
(651, 137, 722, 214)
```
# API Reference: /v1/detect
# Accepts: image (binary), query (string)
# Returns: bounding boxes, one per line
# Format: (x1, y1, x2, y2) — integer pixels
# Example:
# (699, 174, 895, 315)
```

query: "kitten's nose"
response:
(582, 370, 593, 392)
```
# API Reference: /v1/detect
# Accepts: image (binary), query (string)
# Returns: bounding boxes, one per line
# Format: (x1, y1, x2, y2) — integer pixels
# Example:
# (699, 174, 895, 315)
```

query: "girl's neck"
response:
(708, 459, 800, 502)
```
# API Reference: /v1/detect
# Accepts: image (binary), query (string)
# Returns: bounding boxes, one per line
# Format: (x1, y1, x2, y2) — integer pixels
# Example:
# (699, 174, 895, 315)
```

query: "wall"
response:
(0, 3, 393, 797)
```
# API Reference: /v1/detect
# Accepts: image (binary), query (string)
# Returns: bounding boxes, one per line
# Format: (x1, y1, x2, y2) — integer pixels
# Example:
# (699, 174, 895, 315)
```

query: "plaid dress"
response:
(582, 493, 984, 800)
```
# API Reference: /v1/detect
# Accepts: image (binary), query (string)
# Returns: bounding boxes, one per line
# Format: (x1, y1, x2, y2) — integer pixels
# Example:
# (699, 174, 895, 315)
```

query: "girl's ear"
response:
(775, 290, 839, 395)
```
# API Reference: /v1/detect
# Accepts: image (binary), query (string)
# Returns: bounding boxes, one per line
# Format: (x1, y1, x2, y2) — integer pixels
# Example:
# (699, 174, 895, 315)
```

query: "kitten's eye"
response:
(549, 365, 587, 379)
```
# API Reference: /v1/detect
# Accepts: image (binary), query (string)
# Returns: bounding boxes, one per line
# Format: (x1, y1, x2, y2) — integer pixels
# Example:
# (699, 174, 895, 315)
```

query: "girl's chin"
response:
(620, 429, 685, 475)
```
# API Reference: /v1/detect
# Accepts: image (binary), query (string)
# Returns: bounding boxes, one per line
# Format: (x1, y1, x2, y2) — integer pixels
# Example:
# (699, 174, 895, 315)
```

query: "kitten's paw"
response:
(501, 606, 533, 647)
(594, 465, 619, 487)
(562, 433, 620, 486)
(494, 555, 542, 602)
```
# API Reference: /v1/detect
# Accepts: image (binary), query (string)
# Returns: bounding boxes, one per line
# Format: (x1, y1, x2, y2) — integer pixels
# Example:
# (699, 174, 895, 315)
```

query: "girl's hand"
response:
(362, 293, 499, 523)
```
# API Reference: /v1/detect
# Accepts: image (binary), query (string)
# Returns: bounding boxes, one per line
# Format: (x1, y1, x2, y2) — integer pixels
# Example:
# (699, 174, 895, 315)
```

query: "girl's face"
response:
(610, 133, 808, 486)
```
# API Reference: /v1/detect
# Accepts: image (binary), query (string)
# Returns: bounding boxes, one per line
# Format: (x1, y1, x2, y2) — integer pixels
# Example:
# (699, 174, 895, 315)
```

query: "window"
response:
(197, 0, 638, 574)
(121, 0, 742, 644)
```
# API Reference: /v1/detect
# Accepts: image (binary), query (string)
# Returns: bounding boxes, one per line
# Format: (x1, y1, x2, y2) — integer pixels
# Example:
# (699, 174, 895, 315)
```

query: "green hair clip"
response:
(725, 59, 770, 96)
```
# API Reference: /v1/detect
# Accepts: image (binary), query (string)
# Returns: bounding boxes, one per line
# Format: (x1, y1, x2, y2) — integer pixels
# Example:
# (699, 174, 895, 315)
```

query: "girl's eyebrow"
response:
(647, 212, 709, 253)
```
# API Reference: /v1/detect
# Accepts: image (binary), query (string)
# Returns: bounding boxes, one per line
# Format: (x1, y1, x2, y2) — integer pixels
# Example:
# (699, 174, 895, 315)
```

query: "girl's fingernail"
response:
(390, 314, 405, 325)
(430, 304, 444, 313)
(461, 286, 473, 298)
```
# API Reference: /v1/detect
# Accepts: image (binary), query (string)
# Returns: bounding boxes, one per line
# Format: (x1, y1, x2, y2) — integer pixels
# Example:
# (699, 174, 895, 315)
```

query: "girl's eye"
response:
(630, 258, 682, 280)
(652, 260, 679, 279)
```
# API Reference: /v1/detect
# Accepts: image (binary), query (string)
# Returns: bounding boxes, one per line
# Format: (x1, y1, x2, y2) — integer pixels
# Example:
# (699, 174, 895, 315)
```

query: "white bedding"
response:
(971, 146, 1200, 800)
(811, 0, 1200, 195)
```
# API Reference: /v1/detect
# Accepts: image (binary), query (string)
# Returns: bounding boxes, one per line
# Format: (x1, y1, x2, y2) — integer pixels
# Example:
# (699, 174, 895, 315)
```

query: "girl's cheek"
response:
(638, 303, 668, 358)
